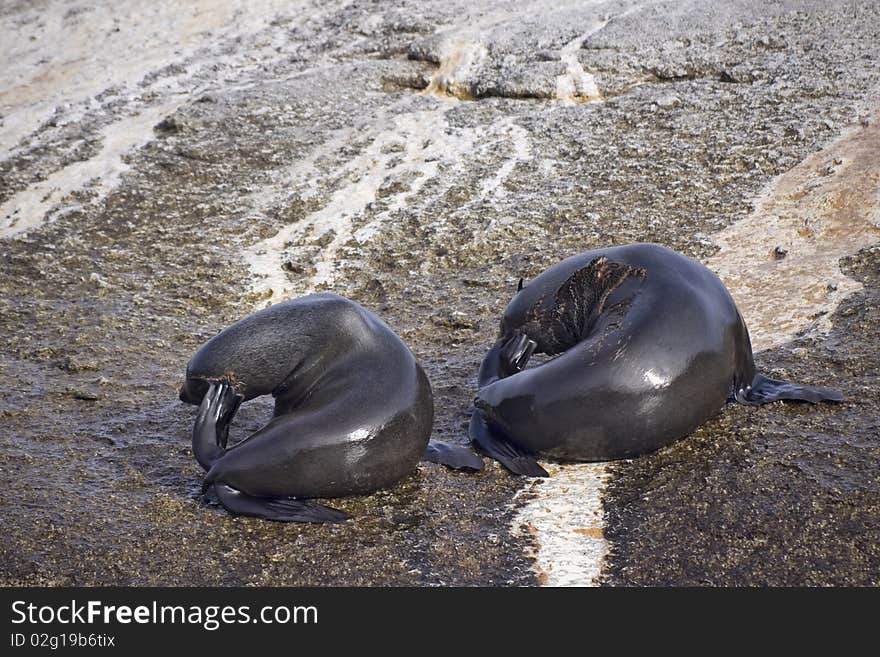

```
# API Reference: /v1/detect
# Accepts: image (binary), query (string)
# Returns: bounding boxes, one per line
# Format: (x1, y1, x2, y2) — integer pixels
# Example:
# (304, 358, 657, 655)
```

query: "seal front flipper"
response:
(469, 409, 548, 477)
(192, 382, 241, 470)
(736, 373, 844, 405)
(212, 484, 351, 523)
(216, 387, 243, 450)
(478, 334, 537, 387)
(423, 439, 484, 471)
(501, 333, 537, 372)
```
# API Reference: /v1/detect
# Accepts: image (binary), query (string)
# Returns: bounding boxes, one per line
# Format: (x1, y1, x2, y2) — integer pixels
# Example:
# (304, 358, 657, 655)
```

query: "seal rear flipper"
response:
(212, 484, 351, 523)
(737, 373, 845, 406)
(469, 410, 548, 477)
(423, 439, 484, 471)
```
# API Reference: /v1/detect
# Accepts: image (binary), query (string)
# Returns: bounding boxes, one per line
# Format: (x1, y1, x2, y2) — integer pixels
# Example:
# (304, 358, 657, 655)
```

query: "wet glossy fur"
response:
(473, 243, 842, 471)
(180, 293, 434, 521)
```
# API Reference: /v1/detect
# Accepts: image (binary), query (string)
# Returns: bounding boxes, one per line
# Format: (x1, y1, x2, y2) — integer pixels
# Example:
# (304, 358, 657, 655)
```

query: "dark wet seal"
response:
(179, 292, 452, 523)
(471, 243, 844, 476)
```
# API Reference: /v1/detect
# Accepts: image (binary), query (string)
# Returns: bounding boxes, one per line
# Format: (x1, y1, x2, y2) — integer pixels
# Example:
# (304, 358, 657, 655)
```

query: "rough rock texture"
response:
(602, 247, 880, 586)
(1, 0, 878, 585)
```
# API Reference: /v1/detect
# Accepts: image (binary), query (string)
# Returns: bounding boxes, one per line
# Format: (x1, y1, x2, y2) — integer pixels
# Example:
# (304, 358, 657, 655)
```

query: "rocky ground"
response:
(1, 0, 878, 585)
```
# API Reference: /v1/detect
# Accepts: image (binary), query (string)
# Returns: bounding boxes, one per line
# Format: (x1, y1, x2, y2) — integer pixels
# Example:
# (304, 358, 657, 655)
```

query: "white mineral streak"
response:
(244, 33, 525, 302)
(479, 119, 532, 203)
(555, 23, 606, 102)
(707, 110, 880, 352)
(0, 0, 300, 238)
(423, 37, 489, 99)
(554, 1, 649, 103)
(0, 0, 298, 156)
(245, 100, 484, 301)
(0, 102, 177, 238)
(513, 463, 610, 586)
(243, 3, 635, 299)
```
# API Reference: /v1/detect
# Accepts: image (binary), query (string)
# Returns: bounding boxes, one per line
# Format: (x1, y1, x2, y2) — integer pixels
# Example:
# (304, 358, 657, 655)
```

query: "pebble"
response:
(654, 94, 682, 109)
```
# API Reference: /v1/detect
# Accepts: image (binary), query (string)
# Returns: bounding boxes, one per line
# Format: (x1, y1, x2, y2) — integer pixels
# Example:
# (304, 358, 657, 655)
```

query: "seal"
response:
(471, 243, 844, 476)
(179, 292, 439, 522)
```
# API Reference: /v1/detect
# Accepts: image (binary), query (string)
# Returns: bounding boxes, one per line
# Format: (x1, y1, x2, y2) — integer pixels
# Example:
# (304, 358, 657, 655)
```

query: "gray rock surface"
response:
(1, 0, 878, 585)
